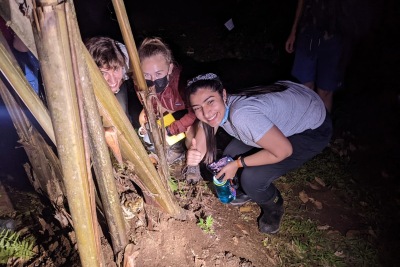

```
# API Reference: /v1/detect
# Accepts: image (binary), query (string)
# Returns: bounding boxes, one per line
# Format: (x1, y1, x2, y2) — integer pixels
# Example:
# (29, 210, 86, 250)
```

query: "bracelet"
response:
(240, 156, 247, 168)
(236, 158, 242, 168)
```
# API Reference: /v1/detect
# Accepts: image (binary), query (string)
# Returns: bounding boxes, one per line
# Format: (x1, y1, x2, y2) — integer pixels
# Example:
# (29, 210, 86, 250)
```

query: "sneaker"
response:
(182, 165, 201, 184)
(230, 190, 252, 206)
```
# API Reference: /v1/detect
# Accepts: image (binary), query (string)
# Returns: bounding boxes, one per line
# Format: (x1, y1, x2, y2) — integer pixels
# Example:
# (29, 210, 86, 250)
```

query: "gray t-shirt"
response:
(222, 81, 326, 147)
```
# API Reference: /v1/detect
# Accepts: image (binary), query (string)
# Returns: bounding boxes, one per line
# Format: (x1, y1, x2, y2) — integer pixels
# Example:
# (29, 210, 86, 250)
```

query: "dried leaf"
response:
(307, 182, 321, 190)
(241, 229, 249, 235)
(313, 200, 323, 209)
(299, 190, 309, 203)
(314, 177, 326, 187)
(334, 251, 345, 258)
(317, 225, 330, 230)
(239, 206, 253, 213)
(346, 230, 360, 238)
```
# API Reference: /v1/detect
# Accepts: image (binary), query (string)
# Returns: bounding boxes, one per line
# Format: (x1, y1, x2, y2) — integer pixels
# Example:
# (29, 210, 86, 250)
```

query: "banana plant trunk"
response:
(111, 0, 172, 187)
(33, 1, 103, 266)
(65, 2, 128, 255)
(0, 31, 55, 144)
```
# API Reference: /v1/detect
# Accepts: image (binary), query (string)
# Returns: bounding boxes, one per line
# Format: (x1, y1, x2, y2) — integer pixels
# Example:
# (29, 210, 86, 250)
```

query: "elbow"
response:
(283, 145, 293, 159)
(286, 148, 293, 158)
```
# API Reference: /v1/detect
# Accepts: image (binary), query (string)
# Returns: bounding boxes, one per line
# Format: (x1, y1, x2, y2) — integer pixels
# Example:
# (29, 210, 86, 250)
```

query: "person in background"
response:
(1, 17, 44, 101)
(85, 36, 141, 128)
(186, 73, 331, 233)
(138, 37, 206, 183)
(285, 0, 344, 112)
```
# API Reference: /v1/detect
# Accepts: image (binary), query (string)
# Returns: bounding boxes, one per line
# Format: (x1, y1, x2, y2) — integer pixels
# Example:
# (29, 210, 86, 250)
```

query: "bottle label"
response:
(213, 177, 227, 186)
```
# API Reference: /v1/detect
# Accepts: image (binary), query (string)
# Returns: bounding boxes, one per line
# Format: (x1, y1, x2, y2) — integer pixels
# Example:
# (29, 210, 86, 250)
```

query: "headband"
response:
(187, 73, 220, 87)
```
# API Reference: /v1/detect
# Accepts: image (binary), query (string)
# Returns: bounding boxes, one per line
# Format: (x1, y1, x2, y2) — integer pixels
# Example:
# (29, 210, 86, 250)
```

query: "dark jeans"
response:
(223, 113, 332, 203)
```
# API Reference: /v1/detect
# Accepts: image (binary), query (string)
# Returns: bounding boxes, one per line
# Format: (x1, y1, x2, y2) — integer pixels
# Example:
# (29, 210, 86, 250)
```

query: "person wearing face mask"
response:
(85, 36, 141, 128)
(138, 37, 204, 182)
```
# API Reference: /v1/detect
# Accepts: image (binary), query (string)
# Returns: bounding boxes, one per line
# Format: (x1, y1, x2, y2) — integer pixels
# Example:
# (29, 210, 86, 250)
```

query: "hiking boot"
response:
(182, 165, 201, 184)
(230, 190, 252, 206)
(258, 190, 284, 234)
(166, 141, 185, 164)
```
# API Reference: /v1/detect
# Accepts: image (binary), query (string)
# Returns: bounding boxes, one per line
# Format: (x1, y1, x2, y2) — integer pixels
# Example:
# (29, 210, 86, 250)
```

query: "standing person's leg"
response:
(291, 32, 317, 90)
(316, 35, 343, 112)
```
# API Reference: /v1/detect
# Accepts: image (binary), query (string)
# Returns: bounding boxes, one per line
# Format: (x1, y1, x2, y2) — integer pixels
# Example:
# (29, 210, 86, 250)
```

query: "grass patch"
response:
(266, 148, 380, 266)
(262, 215, 378, 266)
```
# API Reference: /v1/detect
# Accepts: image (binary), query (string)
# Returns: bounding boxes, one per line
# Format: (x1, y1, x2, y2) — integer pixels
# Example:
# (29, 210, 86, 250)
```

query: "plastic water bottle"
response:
(213, 176, 236, 203)
(208, 156, 237, 204)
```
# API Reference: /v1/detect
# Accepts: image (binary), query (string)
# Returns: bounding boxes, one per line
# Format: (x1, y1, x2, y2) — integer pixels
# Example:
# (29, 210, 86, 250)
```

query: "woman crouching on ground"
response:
(186, 73, 332, 234)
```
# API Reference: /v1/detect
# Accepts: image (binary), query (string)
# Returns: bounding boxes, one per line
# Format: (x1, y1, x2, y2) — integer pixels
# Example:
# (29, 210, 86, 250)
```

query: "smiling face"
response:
(189, 87, 227, 127)
(99, 66, 124, 93)
(141, 53, 173, 82)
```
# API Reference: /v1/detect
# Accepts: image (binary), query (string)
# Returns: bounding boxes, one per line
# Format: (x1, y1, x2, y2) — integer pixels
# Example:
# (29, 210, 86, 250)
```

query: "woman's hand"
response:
(215, 161, 239, 182)
(186, 138, 202, 166)
(285, 32, 296, 53)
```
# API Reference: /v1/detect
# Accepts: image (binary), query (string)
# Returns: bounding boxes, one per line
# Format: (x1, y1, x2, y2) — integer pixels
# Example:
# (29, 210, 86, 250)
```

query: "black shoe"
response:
(258, 190, 284, 234)
(230, 191, 252, 206)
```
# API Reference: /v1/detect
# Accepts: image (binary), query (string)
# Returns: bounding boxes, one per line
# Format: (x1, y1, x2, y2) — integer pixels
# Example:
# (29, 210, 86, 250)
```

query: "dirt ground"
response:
(1, 0, 400, 266)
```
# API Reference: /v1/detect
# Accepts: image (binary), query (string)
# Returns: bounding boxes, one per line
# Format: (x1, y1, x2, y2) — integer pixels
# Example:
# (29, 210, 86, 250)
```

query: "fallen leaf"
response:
(346, 230, 360, 238)
(241, 229, 249, 235)
(313, 200, 323, 209)
(334, 251, 345, 258)
(317, 225, 330, 230)
(299, 190, 309, 203)
(327, 230, 341, 236)
(359, 201, 368, 207)
(314, 177, 326, 187)
(307, 182, 321, 190)
(239, 206, 253, 213)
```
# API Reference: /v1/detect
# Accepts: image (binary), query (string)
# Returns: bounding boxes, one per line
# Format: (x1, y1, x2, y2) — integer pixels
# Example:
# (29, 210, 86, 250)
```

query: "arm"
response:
(285, 0, 305, 53)
(167, 109, 197, 135)
(216, 125, 293, 181)
(243, 125, 292, 165)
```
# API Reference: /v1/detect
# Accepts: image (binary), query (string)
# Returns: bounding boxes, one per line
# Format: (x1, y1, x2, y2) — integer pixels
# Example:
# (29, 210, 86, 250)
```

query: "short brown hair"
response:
(85, 36, 126, 70)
